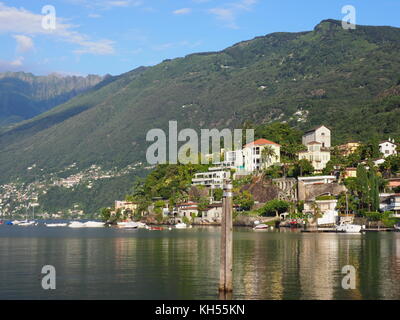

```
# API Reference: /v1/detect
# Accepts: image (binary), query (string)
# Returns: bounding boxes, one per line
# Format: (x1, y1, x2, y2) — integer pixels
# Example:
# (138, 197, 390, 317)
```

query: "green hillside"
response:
(1, 19, 400, 184)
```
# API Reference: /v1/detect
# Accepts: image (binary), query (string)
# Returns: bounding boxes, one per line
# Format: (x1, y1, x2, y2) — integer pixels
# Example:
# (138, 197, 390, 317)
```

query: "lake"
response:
(0, 224, 399, 300)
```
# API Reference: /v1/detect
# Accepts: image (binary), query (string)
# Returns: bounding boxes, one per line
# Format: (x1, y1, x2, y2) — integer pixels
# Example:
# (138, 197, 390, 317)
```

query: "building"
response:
(297, 176, 345, 202)
(203, 204, 223, 222)
(176, 202, 199, 217)
(115, 201, 138, 212)
(380, 194, 400, 216)
(388, 178, 400, 190)
(303, 199, 339, 225)
(337, 142, 360, 156)
(242, 138, 281, 172)
(343, 167, 357, 179)
(192, 167, 231, 189)
(298, 141, 331, 172)
(224, 149, 245, 172)
(302, 125, 331, 148)
(379, 139, 397, 158)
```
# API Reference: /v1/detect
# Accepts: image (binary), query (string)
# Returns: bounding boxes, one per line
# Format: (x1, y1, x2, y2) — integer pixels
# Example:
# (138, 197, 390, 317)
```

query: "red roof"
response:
(244, 138, 280, 147)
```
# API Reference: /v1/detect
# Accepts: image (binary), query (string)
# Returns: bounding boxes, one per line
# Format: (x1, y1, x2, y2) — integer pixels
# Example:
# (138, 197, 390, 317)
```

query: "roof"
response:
(379, 140, 397, 145)
(244, 138, 280, 147)
(306, 141, 322, 145)
(304, 125, 330, 134)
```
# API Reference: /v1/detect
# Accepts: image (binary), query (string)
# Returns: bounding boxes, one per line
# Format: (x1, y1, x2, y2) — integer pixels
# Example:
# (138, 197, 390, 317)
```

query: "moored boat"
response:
(83, 221, 105, 228)
(253, 224, 269, 230)
(335, 222, 362, 233)
(68, 221, 85, 228)
(45, 223, 68, 227)
(175, 223, 187, 229)
(117, 221, 138, 229)
(394, 222, 400, 231)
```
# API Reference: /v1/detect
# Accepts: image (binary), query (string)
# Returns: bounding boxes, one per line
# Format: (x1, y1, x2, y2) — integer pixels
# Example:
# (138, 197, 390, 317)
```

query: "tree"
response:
(233, 191, 254, 211)
(100, 207, 111, 222)
(261, 146, 276, 168)
(197, 196, 210, 215)
(336, 192, 358, 214)
(310, 201, 322, 225)
(259, 199, 290, 217)
(293, 159, 314, 177)
(212, 188, 223, 201)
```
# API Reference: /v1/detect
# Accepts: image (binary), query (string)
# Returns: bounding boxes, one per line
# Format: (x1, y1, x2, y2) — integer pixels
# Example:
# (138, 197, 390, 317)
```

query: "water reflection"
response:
(0, 226, 399, 299)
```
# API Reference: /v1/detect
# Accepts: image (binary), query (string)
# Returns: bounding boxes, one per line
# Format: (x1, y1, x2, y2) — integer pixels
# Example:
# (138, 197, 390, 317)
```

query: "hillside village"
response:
(112, 125, 400, 228)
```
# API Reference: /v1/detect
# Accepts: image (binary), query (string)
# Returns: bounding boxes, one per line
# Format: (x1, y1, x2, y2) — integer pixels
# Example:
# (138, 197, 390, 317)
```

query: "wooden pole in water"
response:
(219, 181, 233, 295)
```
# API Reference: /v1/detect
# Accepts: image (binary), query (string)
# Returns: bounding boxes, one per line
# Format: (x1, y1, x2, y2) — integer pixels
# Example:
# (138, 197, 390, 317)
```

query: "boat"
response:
(83, 221, 105, 228)
(45, 223, 68, 227)
(335, 222, 362, 233)
(137, 222, 147, 228)
(394, 222, 400, 231)
(253, 224, 269, 230)
(149, 226, 164, 231)
(68, 221, 85, 228)
(117, 221, 138, 229)
(175, 223, 187, 229)
(11, 220, 23, 225)
(18, 220, 36, 226)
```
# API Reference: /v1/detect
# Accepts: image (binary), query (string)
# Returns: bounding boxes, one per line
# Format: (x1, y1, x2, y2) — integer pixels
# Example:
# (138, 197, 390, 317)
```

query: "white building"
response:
(192, 167, 231, 189)
(379, 139, 397, 158)
(298, 175, 337, 185)
(380, 193, 400, 216)
(302, 125, 331, 148)
(242, 138, 281, 172)
(298, 141, 331, 172)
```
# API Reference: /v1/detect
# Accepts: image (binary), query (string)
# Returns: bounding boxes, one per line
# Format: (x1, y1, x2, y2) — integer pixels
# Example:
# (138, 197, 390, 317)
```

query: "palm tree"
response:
(310, 201, 322, 226)
(261, 146, 276, 169)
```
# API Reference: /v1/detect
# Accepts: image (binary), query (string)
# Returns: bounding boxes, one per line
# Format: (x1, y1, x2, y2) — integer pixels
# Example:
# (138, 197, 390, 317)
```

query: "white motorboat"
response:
(117, 221, 138, 229)
(175, 223, 187, 229)
(18, 220, 36, 226)
(336, 222, 362, 233)
(394, 222, 400, 231)
(68, 221, 85, 228)
(11, 220, 23, 225)
(83, 221, 105, 228)
(253, 224, 269, 230)
(136, 222, 147, 228)
(45, 223, 68, 227)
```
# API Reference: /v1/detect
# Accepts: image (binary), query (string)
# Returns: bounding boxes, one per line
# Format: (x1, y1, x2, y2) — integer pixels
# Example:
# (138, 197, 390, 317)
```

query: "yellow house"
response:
(337, 142, 360, 156)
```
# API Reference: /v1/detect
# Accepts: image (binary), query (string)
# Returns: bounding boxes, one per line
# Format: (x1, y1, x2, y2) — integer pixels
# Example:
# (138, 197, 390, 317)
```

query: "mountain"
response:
(0, 72, 105, 127)
(1, 19, 400, 184)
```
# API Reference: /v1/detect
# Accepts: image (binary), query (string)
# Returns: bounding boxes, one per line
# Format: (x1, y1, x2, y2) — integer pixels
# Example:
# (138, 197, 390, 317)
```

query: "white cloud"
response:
(0, 56, 24, 71)
(10, 56, 24, 66)
(13, 35, 34, 53)
(173, 8, 192, 15)
(88, 13, 102, 18)
(0, 2, 114, 55)
(209, 0, 257, 29)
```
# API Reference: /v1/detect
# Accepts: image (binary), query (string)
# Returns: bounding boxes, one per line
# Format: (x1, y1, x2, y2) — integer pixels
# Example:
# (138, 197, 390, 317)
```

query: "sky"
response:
(0, 0, 399, 76)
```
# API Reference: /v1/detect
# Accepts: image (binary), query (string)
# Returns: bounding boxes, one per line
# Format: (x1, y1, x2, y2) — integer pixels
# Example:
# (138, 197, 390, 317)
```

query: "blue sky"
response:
(0, 0, 399, 76)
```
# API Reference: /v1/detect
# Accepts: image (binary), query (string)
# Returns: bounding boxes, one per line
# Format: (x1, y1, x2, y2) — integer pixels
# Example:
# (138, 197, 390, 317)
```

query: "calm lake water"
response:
(0, 224, 399, 300)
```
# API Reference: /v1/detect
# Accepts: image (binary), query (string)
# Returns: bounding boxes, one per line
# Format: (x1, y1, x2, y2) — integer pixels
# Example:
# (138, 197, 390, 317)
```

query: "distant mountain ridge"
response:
(0, 72, 105, 127)
(0, 19, 400, 184)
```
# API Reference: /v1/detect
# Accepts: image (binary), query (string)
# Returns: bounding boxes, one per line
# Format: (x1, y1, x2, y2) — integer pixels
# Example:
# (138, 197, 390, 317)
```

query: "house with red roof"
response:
(242, 138, 281, 172)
